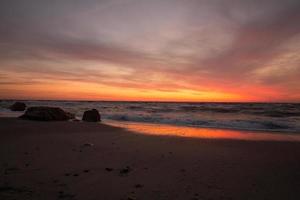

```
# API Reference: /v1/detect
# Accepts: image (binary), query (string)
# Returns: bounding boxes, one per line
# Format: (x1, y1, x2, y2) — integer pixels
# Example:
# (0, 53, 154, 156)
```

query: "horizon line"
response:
(1, 98, 299, 104)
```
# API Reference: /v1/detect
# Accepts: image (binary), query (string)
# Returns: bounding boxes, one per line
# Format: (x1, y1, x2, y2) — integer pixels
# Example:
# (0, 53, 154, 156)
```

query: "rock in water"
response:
(82, 109, 101, 122)
(20, 106, 74, 121)
(10, 102, 26, 111)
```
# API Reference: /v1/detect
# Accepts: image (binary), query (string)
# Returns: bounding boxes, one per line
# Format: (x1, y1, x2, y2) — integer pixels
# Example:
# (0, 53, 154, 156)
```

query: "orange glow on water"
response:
(107, 121, 300, 142)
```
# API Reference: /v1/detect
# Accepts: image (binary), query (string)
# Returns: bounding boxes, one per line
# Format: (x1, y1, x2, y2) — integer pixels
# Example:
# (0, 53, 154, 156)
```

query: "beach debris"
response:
(82, 109, 101, 122)
(82, 143, 94, 147)
(134, 184, 143, 188)
(20, 106, 75, 121)
(119, 166, 131, 176)
(9, 102, 26, 111)
(190, 193, 200, 200)
(105, 167, 114, 172)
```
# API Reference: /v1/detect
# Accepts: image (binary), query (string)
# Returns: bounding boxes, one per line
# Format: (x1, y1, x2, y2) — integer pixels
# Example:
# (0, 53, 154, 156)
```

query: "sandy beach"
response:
(1, 117, 300, 200)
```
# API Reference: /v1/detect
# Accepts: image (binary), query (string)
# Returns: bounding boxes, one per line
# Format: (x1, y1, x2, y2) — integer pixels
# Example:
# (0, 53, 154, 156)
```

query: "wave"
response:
(1, 100, 300, 133)
(179, 105, 240, 113)
(104, 114, 298, 132)
(250, 110, 300, 117)
(177, 104, 300, 117)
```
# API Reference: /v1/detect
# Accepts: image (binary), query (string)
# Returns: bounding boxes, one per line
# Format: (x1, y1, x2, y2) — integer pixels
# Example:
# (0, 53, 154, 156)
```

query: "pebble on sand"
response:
(119, 166, 131, 175)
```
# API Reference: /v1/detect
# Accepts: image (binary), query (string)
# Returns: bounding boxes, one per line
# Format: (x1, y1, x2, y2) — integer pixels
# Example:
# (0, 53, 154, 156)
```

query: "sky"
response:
(0, 0, 300, 102)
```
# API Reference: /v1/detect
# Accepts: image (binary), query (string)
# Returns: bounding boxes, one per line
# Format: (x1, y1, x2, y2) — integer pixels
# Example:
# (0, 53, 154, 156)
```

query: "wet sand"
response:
(0, 117, 300, 200)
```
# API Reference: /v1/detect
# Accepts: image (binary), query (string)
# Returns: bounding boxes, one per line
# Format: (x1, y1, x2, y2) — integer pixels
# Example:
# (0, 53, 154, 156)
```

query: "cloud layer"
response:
(0, 0, 300, 101)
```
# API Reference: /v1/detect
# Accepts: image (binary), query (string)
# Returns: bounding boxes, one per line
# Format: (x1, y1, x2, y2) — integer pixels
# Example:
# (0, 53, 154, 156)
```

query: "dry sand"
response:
(0, 117, 300, 200)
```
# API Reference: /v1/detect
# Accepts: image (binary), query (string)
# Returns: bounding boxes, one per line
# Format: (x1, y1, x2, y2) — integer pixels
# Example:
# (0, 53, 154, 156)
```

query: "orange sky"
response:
(0, 0, 300, 102)
(0, 78, 293, 102)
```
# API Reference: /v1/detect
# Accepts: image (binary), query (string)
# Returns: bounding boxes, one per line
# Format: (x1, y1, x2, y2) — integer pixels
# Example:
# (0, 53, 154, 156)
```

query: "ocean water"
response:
(1, 100, 300, 133)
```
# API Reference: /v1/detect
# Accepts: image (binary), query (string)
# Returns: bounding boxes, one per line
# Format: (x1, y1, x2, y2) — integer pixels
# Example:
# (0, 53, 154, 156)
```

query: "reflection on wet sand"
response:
(107, 121, 300, 142)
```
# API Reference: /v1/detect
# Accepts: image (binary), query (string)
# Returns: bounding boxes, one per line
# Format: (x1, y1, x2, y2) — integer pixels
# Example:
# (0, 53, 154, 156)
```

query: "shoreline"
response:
(105, 120, 300, 142)
(1, 118, 300, 199)
(2, 114, 300, 141)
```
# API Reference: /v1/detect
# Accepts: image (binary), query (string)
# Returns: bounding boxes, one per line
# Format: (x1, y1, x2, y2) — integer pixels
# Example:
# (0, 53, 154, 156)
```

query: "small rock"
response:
(82, 109, 101, 122)
(83, 143, 94, 147)
(134, 184, 143, 188)
(10, 102, 26, 111)
(105, 168, 113, 172)
(20, 106, 74, 121)
(120, 166, 131, 175)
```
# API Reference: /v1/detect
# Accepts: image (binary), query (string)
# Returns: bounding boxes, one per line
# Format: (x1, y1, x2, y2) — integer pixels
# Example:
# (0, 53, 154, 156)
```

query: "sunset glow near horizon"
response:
(0, 0, 300, 102)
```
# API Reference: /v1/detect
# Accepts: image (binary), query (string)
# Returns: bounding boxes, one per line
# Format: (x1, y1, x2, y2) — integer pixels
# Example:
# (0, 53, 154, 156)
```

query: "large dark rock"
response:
(20, 106, 74, 121)
(82, 109, 101, 122)
(10, 102, 26, 111)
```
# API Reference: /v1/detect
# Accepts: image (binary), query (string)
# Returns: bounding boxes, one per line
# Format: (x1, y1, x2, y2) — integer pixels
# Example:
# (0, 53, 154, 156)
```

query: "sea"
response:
(1, 100, 300, 134)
